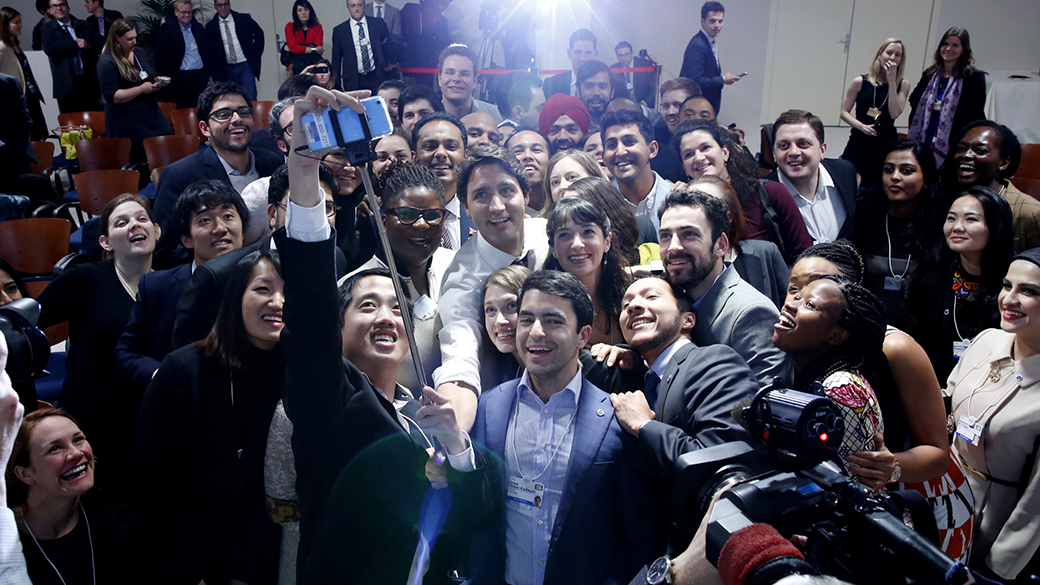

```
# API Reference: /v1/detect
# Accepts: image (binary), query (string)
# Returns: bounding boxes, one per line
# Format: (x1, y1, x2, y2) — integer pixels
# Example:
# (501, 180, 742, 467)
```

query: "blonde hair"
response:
(101, 19, 138, 83)
(865, 38, 906, 86)
(541, 150, 607, 217)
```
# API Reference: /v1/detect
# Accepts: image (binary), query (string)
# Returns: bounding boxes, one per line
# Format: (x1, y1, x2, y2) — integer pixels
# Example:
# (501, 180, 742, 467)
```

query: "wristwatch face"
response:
(647, 556, 670, 584)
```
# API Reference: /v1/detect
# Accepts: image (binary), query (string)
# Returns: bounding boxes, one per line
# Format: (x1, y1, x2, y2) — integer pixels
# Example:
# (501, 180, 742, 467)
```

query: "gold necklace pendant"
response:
(988, 362, 1003, 384)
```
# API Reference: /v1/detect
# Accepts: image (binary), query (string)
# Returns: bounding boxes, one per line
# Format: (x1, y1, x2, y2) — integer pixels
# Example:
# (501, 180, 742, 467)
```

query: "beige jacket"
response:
(0, 41, 25, 92)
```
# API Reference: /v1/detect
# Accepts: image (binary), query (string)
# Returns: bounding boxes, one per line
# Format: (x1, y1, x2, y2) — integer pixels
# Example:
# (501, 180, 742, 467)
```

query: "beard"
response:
(664, 248, 715, 291)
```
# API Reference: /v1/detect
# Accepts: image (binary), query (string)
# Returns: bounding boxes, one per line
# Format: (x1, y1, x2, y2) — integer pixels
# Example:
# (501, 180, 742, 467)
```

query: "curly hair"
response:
(795, 239, 865, 284)
(379, 159, 445, 209)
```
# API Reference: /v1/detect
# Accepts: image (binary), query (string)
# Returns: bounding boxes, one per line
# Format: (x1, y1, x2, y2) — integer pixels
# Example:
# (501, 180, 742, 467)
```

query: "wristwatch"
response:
(647, 555, 674, 585)
(889, 457, 902, 483)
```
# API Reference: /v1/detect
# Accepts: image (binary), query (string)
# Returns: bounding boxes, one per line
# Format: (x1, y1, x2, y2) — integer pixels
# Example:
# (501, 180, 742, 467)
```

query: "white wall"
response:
(13, 0, 1040, 153)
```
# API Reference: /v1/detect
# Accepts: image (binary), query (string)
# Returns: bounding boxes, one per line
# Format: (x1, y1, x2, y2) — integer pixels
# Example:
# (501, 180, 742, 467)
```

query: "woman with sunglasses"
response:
(342, 159, 454, 390)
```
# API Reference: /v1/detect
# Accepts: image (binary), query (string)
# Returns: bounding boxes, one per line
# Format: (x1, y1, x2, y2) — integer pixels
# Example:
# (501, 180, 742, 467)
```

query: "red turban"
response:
(538, 94, 591, 137)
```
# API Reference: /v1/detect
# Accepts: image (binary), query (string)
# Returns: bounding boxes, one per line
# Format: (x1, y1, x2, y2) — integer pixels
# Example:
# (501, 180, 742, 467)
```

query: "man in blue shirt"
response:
(154, 0, 213, 108)
(468, 270, 659, 585)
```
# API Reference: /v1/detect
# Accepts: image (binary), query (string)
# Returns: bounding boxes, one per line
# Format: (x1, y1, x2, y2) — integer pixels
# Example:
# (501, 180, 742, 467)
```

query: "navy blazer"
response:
(153, 17, 213, 79)
(114, 263, 192, 395)
(85, 9, 123, 40)
(205, 11, 264, 80)
(467, 377, 659, 585)
(766, 158, 859, 242)
(542, 70, 571, 99)
(331, 16, 389, 91)
(679, 30, 722, 114)
(152, 145, 284, 267)
(40, 17, 100, 99)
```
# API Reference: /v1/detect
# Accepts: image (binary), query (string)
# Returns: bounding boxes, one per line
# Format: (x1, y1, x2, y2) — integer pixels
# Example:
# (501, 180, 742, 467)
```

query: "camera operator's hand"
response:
(0, 334, 26, 508)
(669, 485, 729, 585)
(610, 391, 655, 437)
(847, 433, 897, 490)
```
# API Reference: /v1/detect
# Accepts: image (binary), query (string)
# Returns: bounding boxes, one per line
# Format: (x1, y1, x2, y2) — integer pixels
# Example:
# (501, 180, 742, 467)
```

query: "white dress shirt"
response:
(623, 172, 673, 233)
(351, 16, 373, 75)
(215, 150, 259, 194)
(442, 195, 462, 250)
(778, 164, 846, 244)
(216, 14, 246, 65)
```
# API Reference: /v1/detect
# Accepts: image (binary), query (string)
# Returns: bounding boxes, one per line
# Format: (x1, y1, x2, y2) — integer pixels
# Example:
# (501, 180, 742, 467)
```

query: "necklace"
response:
(22, 502, 96, 585)
(114, 263, 149, 300)
(885, 215, 911, 279)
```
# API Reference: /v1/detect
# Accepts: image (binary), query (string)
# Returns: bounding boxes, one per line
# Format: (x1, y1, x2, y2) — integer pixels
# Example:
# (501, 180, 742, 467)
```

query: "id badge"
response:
(955, 415, 982, 446)
(188, 42, 197, 52)
(867, 107, 880, 119)
(884, 276, 904, 292)
(953, 339, 970, 359)
(360, 37, 370, 47)
(507, 476, 544, 507)
(139, 70, 149, 80)
(933, 99, 943, 111)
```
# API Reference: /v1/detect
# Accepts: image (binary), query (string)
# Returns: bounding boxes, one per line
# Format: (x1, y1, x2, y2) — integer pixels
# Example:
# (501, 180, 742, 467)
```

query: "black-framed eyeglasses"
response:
(209, 106, 254, 122)
(386, 206, 447, 226)
(282, 122, 293, 138)
(214, 2, 231, 7)
(325, 201, 340, 217)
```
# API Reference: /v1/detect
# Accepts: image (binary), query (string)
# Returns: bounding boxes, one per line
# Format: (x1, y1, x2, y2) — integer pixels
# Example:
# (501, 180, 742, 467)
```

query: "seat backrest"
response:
(1013, 177, 1040, 201)
(30, 141, 55, 175)
(57, 111, 105, 138)
(74, 169, 140, 216)
(170, 108, 207, 142)
(253, 100, 275, 130)
(158, 101, 178, 127)
(1016, 144, 1040, 181)
(0, 218, 71, 275)
(75, 137, 132, 172)
(142, 135, 200, 173)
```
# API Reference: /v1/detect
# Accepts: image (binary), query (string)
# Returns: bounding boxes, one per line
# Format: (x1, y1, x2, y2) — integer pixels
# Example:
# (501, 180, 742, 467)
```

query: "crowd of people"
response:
(0, 1, 1038, 584)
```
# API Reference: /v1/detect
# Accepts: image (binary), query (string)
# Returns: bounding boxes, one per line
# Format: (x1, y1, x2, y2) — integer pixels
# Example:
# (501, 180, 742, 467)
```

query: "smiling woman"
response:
(133, 250, 285, 582)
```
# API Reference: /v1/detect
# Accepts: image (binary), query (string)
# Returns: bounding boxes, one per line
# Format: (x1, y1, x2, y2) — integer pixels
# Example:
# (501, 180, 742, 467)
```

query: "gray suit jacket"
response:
(365, 1, 401, 36)
(637, 341, 758, 475)
(690, 265, 790, 387)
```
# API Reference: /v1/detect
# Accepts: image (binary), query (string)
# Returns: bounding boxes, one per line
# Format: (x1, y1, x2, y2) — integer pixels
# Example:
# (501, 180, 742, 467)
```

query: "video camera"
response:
(0, 298, 50, 380)
(673, 381, 975, 585)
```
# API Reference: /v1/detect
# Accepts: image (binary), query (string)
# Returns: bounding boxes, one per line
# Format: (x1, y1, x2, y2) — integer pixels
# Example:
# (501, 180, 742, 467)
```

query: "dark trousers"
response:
(57, 75, 101, 113)
(172, 68, 210, 110)
(357, 70, 383, 93)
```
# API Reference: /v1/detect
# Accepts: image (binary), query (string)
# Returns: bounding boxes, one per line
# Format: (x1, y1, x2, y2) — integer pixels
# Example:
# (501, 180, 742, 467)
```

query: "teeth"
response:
(488, 217, 509, 225)
(496, 331, 515, 340)
(629, 317, 652, 328)
(568, 254, 591, 263)
(61, 464, 86, 480)
(373, 334, 395, 343)
(130, 234, 146, 242)
(262, 315, 283, 323)
(528, 347, 550, 354)
(778, 314, 795, 328)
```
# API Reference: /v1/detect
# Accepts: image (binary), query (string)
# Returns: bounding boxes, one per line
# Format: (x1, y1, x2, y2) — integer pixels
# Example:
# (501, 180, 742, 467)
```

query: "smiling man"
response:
(658, 189, 788, 386)
(437, 44, 502, 123)
(543, 28, 598, 99)
(413, 111, 473, 250)
(601, 109, 673, 234)
(505, 129, 550, 214)
(435, 146, 551, 430)
(539, 93, 590, 154)
(576, 60, 614, 130)
(152, 82, 284, 268)
(461, 111, 502, 152)
(651, 77, 701, 182)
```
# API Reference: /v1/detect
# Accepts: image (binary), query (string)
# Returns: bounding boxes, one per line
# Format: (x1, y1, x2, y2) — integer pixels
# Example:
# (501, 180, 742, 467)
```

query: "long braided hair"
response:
(795, 239, 864, 283)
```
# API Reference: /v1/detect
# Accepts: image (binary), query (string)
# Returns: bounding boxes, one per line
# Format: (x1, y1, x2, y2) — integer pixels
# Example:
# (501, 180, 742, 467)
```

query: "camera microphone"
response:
(730, 397, 752, 429)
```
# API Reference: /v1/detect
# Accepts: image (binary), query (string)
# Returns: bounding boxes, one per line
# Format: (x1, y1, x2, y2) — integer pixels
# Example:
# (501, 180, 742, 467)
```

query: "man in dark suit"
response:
(398, 0, 450, 86)
(365, 0, 401, 36)
(83, 0, 121, 41)
(116, 180, 247, 393)
(153, 82, 283, 268)
(332, 0, 389, 92)
(468, 270, 658, 585)
(40, 0, 101, 113)
(768, 109, 857, 243)
(154, 0, 214, 109)
(679, 1, 741, 115)
(542, 28, 597, 99)
(612, 41, 654, 107)
(205, 0, 264, 103)
(659, 188, 789, 387)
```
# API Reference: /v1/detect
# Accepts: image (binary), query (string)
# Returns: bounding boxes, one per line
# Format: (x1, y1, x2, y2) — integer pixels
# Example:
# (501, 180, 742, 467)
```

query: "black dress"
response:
(97, 50, 172, 160)
(36, 262, 137, 498)
(18, 495, 123, 585)
(12, 45, 48, 141)
(841, 75, 899, 189)
(857, 212, 918, 327)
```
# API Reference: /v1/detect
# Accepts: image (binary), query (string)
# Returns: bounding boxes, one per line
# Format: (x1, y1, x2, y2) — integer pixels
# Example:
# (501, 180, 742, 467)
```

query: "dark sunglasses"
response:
(386, 206, 447, 226)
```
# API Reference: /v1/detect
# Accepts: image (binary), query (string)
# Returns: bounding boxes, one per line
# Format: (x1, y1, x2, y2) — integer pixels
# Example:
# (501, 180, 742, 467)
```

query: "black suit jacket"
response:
(114, 263, 191, 395)
(331, 16, 388, 91)
(205, 11, 264, 80)
(40, 17, 100, 98)
(153, 17, 214, 78)
(611, 56, 654, 107)
(543, 70, 571, 98)
(0, 73, 31, 190)
(152, 145, 284, 267)
(85, 8, 123, 40)
(766, 158, 859, 242)
(679, 30, 723, 113)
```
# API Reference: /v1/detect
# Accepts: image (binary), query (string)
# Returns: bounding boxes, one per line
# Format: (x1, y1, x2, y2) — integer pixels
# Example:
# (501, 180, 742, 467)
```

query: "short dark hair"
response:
(457, 145, 530, 206)
(411, 111, 467, 153)
(658, 187, 731, 244)
(197, 81, 250, 122)
(701, 1, 724, 19)
(174, 179, 250, 240)
(614, 41, 633, 54)
(337, 267, 412, 330)
(379, 160, 446, 209)
(267, 162, 339, 206)
(504, 127, 545, 150)
(378, 79, 407, 94)
(599, 109, 654, 146)
(437, 43, 478, 74)
(278, 74, 319, 100)
(951, 120, 1022, 180)
(199, 250, 282, 369)
(576, 59, 611, 87)
(569, 28, 597, 50)
(772, 109, 825, 145)
(398, 84, 443, 125)
(796, 239, 865, 284)
(497, 71, 542, 119)
(518, 270, 594, 331)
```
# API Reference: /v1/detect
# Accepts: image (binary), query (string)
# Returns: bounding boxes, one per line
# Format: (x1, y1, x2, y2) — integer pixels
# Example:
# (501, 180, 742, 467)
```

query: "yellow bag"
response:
(55, 126, 93, 160)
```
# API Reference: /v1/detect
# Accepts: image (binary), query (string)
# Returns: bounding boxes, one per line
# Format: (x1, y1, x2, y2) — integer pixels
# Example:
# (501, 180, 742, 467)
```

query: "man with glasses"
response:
(152, 82, 284, 268)
(40, 0, 102, 112)
(154, 0, 214, 109)
(204, 0, 264, 103)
